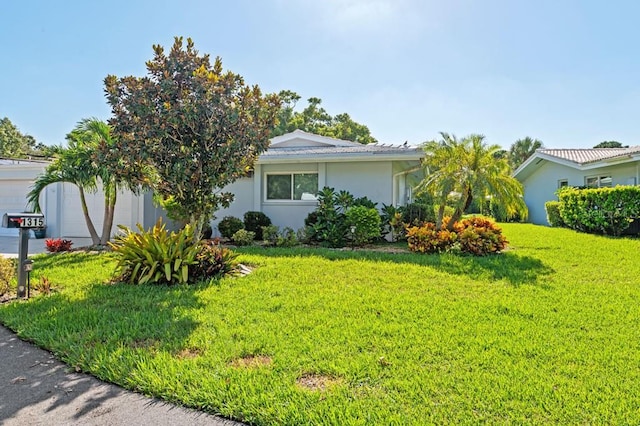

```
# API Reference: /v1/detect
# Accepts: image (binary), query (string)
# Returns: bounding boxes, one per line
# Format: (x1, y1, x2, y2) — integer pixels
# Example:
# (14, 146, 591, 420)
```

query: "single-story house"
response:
(213, 130, 425, 233)
(2, 131, 425, 239)
(514, 146, 640, 225)
(0, 157, 164, 238)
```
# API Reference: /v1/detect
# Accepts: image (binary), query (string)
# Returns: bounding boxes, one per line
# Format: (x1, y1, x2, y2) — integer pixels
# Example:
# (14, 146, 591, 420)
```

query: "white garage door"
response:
(0, 180, 33, 236)
(59, 183, 138, 238)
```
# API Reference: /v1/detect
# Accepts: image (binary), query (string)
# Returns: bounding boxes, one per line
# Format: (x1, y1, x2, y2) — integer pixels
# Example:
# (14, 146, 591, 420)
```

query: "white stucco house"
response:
(212, 130, 425, 233)
(2, 130, 425, 239)
(514, 146, 640, 225)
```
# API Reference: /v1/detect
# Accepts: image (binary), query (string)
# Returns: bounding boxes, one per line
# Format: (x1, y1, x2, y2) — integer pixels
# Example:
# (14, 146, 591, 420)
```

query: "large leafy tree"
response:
(417, 133, 527, 230)
(0, 117, 51, 158)
(105, 37, 281, 237)
(272, 91, 377, 144)
(28, 119, 145, 245)
(509, 136, 544, 170)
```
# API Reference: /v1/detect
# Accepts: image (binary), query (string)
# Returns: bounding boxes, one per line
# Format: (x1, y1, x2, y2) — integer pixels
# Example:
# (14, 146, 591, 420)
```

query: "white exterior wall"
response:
(212, 160, 407, 234)
(522, 161, 640, 225)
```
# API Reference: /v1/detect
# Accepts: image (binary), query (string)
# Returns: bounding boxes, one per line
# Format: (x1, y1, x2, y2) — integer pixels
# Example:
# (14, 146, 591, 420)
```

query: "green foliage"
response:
(272, 92, 377, 144)
(558, 186, 640, 235)
(28, 118, 147, 245)
(192, 242, 239, 281)
(545, 201, 564, 227)
(401, 202, 435, 225)
(105, 37, 281, 237)
(306, 187, 352, 247)
(243, 211, 271, 240)
(380, 204, 404, 241)
(261, 225, 299, 247)
(352, 196, 377, 209)
(109, 220, 201, 285)
(345, 206, 381, 246)
(0, 256, 15, 296)
(417, 133, 527, 231)
(232, 229, 255, 246)
(218, 216, 244, 239)
(508, 136, 544, 170)
(407, 216, 507, 255)
(593, 141, 628, 148)
(0, 117, 46, 158)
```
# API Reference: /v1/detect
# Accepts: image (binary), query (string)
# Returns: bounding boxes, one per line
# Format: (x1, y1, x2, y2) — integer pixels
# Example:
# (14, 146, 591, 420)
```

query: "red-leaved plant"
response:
(45, 238, 73, 253)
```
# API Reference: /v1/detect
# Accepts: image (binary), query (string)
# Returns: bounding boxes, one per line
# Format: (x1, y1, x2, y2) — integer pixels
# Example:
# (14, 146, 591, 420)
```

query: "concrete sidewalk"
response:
(0, 325, 242, 425)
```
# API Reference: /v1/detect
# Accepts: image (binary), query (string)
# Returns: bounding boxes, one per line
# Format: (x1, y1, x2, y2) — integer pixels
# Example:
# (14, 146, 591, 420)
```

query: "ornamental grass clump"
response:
(407, 216, 507, 256)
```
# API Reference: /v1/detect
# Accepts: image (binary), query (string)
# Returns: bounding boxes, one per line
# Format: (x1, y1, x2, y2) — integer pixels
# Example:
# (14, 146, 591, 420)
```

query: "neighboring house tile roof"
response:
(538, 146, 640, 165)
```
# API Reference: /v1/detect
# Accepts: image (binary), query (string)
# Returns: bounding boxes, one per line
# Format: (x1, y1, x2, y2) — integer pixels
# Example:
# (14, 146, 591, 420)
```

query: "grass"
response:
(1, 223, 640, 424)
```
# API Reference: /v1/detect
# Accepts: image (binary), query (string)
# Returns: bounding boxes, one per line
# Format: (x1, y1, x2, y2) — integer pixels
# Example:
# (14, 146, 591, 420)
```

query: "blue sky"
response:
(2, 0, 639, 149)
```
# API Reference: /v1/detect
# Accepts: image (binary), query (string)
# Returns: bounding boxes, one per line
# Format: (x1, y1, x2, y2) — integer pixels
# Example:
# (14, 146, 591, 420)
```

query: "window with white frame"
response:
(585, 175, 612, 188)
(266, 173, 318, 200)
(558, 179, 568, 189)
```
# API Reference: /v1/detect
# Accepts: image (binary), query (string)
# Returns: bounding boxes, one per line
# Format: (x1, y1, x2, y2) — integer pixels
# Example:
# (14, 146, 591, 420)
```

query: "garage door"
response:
(0, 179, 33, 236)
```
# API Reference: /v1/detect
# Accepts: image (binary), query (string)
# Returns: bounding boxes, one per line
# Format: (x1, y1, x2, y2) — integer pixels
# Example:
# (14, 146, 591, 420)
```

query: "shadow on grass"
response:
(237, 246, 555, 288)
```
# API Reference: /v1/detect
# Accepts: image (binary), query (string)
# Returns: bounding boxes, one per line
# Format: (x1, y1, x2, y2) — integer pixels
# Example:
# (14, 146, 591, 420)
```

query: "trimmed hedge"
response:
(544, 201, 564, 227)
(558, 186, 640, 236)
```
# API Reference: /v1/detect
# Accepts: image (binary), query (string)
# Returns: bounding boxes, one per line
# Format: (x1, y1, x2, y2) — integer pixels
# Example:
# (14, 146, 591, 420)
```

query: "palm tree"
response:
(509, 137, 544, 170)
(28, 118, 145, 245)
(417, 132, 528, 230)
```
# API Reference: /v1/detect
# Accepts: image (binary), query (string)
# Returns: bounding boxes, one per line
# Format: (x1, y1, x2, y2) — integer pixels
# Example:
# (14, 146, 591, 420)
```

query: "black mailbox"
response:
(2, 213, 46, 229)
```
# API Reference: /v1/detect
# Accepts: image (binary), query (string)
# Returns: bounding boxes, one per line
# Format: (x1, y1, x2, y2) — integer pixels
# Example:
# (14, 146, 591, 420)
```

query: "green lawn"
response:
(1, 224, 640, 424)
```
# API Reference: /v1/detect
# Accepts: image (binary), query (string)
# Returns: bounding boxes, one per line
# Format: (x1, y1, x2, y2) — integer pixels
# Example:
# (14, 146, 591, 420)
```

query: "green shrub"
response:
(0, 256, 15, 296)
(110, 220, 201, 285)
(401, 203, 435, 226)
(353, 196, 377, 209)
(218, 216, 244, 239)
(276, 227, 298, 247)
(244, 211, 271, 240)
(380, 204, 405, 241)
(545, 201, 564, 227)
(307, 187, 349, 247)
(346, 206, 381, 246)
(192, 242, 239, 281)
(232, 229, 255, 246)
(559, 186, 640, 235)
(262, 225, 280, 246)
(406, 216, 507, 256)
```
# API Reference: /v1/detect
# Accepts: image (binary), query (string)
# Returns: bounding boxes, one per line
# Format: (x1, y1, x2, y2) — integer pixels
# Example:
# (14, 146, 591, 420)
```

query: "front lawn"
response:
(1, 224, 640, 424)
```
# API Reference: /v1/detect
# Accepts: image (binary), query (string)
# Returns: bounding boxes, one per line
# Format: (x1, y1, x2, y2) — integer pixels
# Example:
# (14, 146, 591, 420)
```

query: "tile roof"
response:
(539, 146, 640, 164)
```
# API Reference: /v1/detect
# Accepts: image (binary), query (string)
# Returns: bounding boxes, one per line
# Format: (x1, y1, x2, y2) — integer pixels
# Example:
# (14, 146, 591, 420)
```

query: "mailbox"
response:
(2, 213, 45, 229)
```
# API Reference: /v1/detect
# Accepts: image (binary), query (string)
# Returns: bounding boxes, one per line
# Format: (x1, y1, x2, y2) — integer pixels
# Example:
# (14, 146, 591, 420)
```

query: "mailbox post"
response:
(2, 213, 46, 299)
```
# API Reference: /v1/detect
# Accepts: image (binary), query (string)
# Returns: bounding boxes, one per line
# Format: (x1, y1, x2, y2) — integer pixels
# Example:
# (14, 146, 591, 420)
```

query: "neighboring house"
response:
(213, 130, 424, 233)
(514, 147, 640, 225)
(0, 157, 163, 238)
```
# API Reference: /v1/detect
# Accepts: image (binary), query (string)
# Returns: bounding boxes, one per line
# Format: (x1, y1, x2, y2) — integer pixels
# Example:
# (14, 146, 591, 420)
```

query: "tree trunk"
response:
(100, 186, 117, 245)
(446, 187, 472, 231)
(79, 187, 101, 245)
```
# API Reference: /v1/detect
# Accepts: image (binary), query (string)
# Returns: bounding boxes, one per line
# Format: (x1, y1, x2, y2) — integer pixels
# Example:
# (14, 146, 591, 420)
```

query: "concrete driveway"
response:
(0, 236, 95, 258)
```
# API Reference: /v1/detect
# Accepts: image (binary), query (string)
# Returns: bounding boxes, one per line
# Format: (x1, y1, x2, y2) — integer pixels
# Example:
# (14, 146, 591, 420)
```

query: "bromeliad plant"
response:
(110, 219, 202, 285)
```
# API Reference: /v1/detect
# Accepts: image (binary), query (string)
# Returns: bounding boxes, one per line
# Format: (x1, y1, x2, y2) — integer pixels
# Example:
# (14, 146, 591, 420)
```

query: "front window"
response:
(558, 179, 568, 189)
(586, 175, 612, 188)
(266, 173, 318, 200)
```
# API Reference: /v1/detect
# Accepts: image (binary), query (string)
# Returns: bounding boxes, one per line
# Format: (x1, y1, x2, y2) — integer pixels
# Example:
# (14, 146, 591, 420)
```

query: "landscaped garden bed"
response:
(1, 223, 640, 423)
